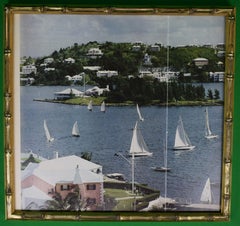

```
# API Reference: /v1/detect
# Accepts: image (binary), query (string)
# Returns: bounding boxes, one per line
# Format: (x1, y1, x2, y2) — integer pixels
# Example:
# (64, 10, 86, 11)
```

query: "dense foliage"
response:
(94, 76, 220, 104)
(22, 42, 223, 104)
(22, 41, 224, 85)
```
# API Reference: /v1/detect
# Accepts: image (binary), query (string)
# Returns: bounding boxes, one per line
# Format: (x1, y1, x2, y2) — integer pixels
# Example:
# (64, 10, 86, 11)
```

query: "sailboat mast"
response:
(131, 150, 135, 194)
(163, 16, 170, 210)
(205, 108, 211, 135)
(131, 149, 136, 210)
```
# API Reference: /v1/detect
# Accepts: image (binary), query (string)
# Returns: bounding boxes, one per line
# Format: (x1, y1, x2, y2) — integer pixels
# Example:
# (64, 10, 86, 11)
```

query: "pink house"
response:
(21, 155, 104, 210)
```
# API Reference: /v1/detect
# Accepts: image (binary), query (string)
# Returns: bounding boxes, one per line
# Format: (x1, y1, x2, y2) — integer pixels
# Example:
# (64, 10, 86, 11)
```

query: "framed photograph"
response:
(4, 6, 235, 221)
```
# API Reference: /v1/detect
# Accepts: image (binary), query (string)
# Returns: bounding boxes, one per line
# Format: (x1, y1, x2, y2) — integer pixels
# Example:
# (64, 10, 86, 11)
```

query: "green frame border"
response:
(1, 0, 240, 225)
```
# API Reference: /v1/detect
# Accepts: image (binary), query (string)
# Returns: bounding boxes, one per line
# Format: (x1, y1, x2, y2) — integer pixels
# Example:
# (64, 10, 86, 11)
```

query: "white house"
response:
(132, 45, 141, 51)
(85, 86, 110, 96)
(44, 58, 54, 64)
(54, 88, 84, 100)
(72, 74, 83, 81)
(22, 65, 37, 75)
(83, 66, 101, 71)
(216, 51, 225, 58)
(150, 44, 160, 52)
(209, 72, 224, 82)
(87, 48, 103, 59)
(65, 73, 84, 83)
(156, 72, 177, 82)
(193, 58, 209, 68)
(138, 70, 153, 78)
(96, 70, 118, 78)
(44, 67, 55, 72)
(64, 57, 75, 64)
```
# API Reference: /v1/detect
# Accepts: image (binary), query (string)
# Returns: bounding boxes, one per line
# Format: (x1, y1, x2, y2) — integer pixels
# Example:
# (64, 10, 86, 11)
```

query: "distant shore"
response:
(33, 98, 224, 107)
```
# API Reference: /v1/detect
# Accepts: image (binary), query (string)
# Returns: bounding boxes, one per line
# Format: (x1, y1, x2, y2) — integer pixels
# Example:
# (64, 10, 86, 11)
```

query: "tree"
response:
(21, 154, 39, 170)
(207, 89, 213, 100)
(42, 187, 87, 211)
(214, 89, 220, 100)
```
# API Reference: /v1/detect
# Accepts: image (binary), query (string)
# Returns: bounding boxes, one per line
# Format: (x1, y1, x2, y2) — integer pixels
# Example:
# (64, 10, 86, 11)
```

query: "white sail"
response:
(129, 121, 152, 157)
(205, 108, 218, 139)
(200, 178, 212, 204)
(44, 120, 54, 142)
(136, 104, 144, 121)
(72, 121, 80, 137)
(100, 101, 105, 112)
(173, 116, 195, 150)
(87, 100, 93, 111)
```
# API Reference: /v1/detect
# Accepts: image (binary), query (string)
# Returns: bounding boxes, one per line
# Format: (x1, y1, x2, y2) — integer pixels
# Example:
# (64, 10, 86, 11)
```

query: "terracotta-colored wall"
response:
(55, 182, 103, 210)
(22, 175, 54, 195)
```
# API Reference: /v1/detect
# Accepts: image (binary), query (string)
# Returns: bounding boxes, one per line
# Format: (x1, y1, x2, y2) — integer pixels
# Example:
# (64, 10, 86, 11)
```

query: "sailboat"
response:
(44, 120, 54, 142)
(87, 100, 93, 111)
(200, 178, 212, 204)
(151, 141, 171, 172)
(173, 116, 195, 150)
(151, 165, 171, 172)
(128, 121, 152, 157)
(205, 107, 218, 139)
(136, 104, 144, 121)
(100, 101, 106, 112)
(72, 121, 80, 137)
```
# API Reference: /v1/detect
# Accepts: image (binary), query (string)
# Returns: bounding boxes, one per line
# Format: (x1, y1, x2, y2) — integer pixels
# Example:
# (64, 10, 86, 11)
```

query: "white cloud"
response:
(19, 14, 225, 57)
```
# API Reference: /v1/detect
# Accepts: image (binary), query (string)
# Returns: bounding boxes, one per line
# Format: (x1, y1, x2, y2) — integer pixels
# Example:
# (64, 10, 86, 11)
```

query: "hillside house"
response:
(22, 65, 37, 75)
(96, 70, 118, 78)
(150, 44, 161, 52)
(85, 86, 110, 96)
(64, 57, 75, 64)
(44, 58, 54, 64)
(87, 48, 103, 59)
(193, 58, 209, 68)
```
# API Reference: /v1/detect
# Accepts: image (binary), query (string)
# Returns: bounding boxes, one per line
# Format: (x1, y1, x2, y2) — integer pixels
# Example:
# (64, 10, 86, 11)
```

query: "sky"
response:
(18, 14, 225, 57)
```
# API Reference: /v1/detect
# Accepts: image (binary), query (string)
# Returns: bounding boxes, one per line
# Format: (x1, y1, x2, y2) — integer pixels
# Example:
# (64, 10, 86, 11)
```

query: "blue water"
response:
(20, 84, 223, 205)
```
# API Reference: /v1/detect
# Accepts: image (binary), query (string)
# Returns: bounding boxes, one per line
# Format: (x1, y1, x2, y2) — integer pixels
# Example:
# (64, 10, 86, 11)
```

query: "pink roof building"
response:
(21, 155, 104, 210)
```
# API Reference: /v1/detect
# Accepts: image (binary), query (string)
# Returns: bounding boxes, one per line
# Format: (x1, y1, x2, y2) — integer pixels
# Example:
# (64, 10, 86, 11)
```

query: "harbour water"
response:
(20, 83, 223, 206)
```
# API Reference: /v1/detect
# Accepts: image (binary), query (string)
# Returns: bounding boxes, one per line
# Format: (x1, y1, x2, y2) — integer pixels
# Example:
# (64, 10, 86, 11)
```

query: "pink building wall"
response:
(22, 175, 54, 195)
(22, 175, 103, 210)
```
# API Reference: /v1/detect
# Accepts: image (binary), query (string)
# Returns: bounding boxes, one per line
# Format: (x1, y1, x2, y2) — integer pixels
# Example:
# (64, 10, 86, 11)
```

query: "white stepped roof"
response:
(38, 155, 102, 172)
(54, 88, 83, 95)
(22, 186, 52, 200)
(21, 155, 103, 186)
(22, 186, 52, 210)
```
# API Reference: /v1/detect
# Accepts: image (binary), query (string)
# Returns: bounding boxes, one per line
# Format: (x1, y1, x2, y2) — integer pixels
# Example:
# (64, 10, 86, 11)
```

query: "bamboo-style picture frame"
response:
(4, 6, 235, 221)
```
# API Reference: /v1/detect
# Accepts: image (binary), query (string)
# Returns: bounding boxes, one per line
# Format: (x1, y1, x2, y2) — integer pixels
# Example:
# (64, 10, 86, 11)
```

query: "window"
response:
(87, 184, 96, 190)
(60, 184, 70, 191)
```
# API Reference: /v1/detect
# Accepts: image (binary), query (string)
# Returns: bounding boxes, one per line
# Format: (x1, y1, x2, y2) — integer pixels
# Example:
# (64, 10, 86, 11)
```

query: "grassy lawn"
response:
(35, 97, 223, 107)
(105, 188, 135, 198)
(104, 188, 138, 211)
(64, 98, 223, 106)
(64, 96, 106, 105)
(113, 198, 136, 211)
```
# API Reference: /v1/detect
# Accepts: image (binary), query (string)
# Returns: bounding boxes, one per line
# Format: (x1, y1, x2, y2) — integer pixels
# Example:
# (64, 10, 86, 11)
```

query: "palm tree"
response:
(42, 186, 87, 211)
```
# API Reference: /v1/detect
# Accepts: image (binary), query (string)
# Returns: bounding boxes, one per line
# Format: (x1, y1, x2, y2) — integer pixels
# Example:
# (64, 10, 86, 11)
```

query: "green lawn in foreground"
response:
(105, 188, 135, 198)
(104, 188, 138, 211)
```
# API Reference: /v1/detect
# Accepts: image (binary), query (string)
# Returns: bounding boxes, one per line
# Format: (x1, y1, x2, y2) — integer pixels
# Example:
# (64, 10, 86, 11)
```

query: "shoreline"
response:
(33, 98, 224, 107)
